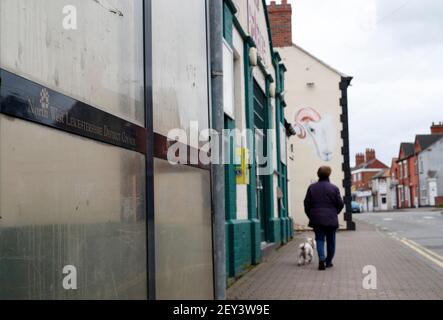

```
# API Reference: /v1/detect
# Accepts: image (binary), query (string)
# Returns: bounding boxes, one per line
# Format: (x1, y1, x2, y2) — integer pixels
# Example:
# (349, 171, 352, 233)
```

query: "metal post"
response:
(208, 0, 226, 300)
(143, 0, 156, 300)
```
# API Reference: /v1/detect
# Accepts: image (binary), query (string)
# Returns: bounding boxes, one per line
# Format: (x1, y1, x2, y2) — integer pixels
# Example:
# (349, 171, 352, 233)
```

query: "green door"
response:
(253, 81, 267, 242)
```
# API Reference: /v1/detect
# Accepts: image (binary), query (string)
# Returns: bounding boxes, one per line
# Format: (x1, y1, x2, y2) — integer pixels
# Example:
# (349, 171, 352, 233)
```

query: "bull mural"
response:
(293, 107, 336, 162)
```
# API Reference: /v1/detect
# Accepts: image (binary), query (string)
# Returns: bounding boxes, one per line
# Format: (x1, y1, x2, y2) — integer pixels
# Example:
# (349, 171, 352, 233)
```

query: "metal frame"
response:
(143, 0, 156, 300)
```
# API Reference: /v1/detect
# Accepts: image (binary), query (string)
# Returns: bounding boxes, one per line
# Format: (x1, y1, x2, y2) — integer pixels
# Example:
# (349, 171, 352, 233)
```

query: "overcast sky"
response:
(283, 0, 443, 166)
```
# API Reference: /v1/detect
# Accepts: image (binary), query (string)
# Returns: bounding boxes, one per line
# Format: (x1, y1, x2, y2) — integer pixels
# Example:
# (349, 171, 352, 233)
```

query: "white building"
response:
(415, 133, 443, 207)
(268, 0, 354, 230)
(372, 169, 392, 211)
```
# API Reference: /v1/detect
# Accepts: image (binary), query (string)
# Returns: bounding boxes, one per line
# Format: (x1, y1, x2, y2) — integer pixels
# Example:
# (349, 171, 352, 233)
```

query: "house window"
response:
(223, 40, 235, 119)
(382, 196, 387, 205)
(421, 187, 427, 199)
(405, 186, 410, 203)
(280, 123, 287, 165)
(403, 161, 408, 178)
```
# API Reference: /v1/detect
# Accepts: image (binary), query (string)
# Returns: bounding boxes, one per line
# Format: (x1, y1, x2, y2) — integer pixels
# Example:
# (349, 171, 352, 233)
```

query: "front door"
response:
(253, 80, 267, 242)
(429, 181, 437, 206)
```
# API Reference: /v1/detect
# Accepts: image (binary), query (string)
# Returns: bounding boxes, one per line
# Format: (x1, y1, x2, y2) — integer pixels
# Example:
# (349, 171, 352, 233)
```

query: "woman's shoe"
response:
(318, 261, 326, 270)
(326, 263, 334, 268)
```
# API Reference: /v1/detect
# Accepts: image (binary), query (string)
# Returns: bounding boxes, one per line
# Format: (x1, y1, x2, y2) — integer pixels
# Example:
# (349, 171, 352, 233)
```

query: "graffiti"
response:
(293, 107, 336, 162)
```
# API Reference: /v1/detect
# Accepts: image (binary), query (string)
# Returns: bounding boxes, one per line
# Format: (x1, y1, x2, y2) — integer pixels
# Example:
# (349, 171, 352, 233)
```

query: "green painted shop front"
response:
(223, 0, 293, 282)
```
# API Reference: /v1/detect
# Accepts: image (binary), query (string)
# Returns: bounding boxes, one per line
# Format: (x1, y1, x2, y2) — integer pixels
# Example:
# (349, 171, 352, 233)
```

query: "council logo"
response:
(40, 88, 49, 109)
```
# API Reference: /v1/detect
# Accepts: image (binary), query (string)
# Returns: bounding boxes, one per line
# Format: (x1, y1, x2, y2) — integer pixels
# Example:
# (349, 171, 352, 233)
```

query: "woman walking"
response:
(304, 166, 344, 270)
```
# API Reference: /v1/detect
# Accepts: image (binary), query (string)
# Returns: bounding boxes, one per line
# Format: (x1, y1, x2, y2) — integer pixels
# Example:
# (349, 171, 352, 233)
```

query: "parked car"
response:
(351, 201, 362, 213)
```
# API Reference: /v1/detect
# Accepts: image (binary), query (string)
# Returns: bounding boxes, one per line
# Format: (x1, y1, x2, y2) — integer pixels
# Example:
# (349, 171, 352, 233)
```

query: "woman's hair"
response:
(318, 166, 332, 180)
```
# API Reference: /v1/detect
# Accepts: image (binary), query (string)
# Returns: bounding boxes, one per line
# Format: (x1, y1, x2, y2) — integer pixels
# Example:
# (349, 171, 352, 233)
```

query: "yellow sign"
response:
(236, 147, 249, 185)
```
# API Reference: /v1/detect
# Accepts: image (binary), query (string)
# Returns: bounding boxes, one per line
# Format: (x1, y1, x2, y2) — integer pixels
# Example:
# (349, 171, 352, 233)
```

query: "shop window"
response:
(223, 40, 235, 119)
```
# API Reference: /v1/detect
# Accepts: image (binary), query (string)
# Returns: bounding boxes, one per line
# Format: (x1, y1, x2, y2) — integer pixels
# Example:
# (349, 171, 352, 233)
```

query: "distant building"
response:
(415, 123, 443, 207)
(351, 149, 389, 212)
(389, 158, 400, 209)
(397, 142, 418, 208)
(372, 169, 392, 211)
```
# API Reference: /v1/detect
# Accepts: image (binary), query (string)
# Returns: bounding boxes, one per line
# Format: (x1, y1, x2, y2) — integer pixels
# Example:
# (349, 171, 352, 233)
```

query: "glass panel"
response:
(280, 123, 287, 165)
(0, 0, 145, 125)
(152, 0, 209, 142)
(154, 159, 213, 300)
(0, 117, 147, 299)
(151, 0, 213, 299)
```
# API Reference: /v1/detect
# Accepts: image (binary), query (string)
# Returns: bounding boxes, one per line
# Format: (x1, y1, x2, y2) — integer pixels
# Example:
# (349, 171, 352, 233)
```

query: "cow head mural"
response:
(293, 107, 336, 162)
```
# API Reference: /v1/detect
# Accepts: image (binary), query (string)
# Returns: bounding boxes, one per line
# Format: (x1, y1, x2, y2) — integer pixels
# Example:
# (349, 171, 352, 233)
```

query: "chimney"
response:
(356, 153, 365, 167)
(431, 122, 443, 135)
(267, 0, 293, 48)
(366, 148, 376, 162)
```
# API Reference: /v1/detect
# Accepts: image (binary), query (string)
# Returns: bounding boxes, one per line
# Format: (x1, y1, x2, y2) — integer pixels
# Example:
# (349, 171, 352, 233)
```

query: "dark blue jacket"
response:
(304, 178, 344, 229)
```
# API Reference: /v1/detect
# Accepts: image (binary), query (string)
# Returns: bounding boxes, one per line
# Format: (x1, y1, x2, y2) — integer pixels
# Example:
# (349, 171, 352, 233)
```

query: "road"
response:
(353, 208, 443, 266)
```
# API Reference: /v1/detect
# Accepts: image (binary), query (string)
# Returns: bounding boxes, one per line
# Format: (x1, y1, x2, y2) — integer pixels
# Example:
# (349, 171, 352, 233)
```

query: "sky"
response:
(281, 0, 443, 166)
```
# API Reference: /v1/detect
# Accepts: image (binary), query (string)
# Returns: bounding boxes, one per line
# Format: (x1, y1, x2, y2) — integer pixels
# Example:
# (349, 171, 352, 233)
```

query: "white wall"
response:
(278, 45, 347, 230)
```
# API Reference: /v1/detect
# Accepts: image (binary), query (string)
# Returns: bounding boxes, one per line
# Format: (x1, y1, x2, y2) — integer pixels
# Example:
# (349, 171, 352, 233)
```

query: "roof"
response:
(398, 142, 415, 160)
(416, 134, 443, 151)
(352, 158, 389, 171)
(372, 169, 390, 180)
(290, 43, 351, 79)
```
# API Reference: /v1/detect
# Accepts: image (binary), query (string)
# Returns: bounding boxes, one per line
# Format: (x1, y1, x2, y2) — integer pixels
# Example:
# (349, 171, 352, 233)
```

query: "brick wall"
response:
(267, 0, 292, 48)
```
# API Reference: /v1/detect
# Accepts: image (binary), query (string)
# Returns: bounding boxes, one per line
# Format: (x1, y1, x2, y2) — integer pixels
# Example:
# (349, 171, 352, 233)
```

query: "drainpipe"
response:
(208, 0, 226, 300)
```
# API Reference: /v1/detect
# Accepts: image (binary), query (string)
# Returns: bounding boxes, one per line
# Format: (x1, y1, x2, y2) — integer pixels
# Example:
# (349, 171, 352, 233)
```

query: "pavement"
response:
(227, 210, 443, 300)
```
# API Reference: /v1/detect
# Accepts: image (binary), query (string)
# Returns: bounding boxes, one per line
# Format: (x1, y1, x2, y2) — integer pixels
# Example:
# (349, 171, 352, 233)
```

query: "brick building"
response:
(397, 142, 418, 208)
(390, 158, 400, 209)
(351, 149, 389, 212)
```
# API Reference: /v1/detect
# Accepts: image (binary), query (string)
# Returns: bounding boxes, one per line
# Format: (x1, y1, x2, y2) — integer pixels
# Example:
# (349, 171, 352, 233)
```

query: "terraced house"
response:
(414, 123, 443, 207)
(223, 0, 293, 282)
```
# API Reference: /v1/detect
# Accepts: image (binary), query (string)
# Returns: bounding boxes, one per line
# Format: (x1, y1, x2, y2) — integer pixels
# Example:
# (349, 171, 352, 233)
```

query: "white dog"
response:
(298, 237, 316, 266)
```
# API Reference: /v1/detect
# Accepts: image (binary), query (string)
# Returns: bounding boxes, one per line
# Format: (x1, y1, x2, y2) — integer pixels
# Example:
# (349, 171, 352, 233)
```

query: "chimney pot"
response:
(366, 148, 376, 162)
(431, 122, 443, 135)
(356, 153, 365, 166)
(267, 0, 293, 48)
